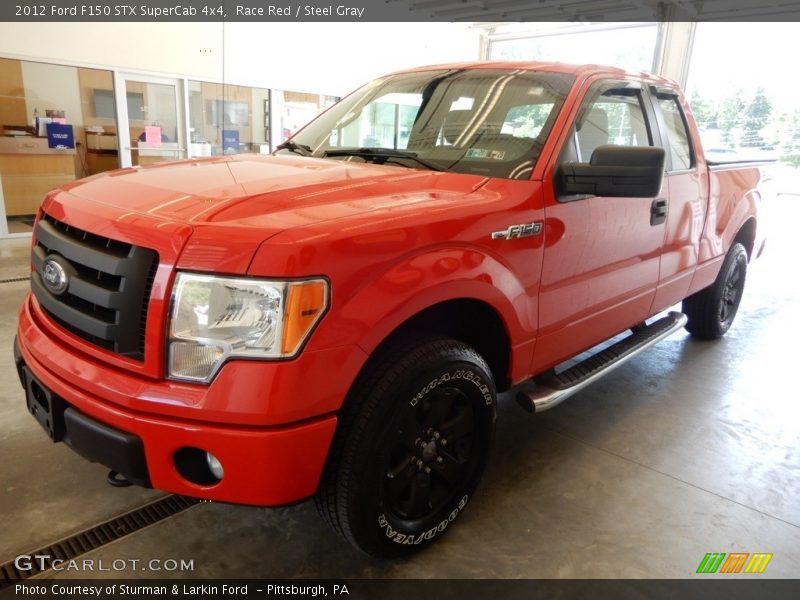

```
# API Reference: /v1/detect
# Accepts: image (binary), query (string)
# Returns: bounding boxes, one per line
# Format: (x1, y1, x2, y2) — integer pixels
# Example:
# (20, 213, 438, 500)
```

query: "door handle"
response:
(650, 198, 668, 226)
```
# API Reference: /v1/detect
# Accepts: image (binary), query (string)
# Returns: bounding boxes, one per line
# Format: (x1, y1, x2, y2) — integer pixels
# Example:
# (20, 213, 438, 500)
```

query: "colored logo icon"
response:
(696, 552, 773, 574)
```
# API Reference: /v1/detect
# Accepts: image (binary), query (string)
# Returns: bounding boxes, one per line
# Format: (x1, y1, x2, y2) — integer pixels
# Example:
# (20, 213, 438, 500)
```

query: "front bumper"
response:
(16, 356, 151, 488)
(14, 295, 359, 506)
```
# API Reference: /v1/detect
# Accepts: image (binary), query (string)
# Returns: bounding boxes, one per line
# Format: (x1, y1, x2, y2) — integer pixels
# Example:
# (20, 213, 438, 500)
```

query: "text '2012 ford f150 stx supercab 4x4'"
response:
(15, 62, 768, 557)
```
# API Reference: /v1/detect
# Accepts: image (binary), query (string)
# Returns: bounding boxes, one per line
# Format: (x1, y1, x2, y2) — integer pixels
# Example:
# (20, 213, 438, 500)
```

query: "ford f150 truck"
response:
(14, 62, 768, 557)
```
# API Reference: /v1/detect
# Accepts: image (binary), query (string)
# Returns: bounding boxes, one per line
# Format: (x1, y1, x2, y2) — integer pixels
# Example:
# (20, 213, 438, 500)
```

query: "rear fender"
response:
(690, 167, 762, 295)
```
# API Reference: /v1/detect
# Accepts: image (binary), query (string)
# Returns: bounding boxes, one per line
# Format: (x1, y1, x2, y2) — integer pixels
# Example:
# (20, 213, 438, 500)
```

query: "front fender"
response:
(247, 177, 546, 382)
(250, 233, 539, 370)
(333, 246, 534, 356)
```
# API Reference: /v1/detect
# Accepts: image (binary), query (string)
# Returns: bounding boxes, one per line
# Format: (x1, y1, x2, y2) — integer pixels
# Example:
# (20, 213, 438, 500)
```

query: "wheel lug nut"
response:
(441, 439, 447, 446)
(425, 466, 431, 474)
(414, 437, 422, 447)
(436, 456, 443, 464)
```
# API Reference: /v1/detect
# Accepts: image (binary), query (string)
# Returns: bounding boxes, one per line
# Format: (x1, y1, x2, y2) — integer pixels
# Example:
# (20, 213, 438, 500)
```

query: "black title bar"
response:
(2, 0, 800, 22)
(3, 580, 800, 600)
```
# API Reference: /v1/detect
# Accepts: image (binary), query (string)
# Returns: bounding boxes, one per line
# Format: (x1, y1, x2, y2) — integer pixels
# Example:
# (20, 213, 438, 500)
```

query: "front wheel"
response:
(315, 335, 496, 557)
(683, 242, 748, 340)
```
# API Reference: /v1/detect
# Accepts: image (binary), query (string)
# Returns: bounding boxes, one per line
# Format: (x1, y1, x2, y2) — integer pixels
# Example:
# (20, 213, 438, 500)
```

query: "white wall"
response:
(0, 23, 223, 80)
(0, 22, 480, 96)
(222, 22, 481, 94)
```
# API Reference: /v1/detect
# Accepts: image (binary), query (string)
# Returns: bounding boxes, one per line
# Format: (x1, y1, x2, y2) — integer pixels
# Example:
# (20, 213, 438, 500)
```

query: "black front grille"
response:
(31, 214, 159, 361)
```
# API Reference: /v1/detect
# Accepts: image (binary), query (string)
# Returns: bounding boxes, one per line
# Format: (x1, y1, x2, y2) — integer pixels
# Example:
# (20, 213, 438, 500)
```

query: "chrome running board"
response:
(516, 311, 688, 413)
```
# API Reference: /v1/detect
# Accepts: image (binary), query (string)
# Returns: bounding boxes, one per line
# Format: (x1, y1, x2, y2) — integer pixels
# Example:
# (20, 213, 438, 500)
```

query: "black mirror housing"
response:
(559, 145, 666, 198)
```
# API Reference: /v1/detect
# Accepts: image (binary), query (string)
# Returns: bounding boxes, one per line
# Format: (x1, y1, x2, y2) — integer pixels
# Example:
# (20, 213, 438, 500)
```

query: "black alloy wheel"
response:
(384, 385, 476, 522)
(315, 335, 495, 557)
(683, 242, 748, 340)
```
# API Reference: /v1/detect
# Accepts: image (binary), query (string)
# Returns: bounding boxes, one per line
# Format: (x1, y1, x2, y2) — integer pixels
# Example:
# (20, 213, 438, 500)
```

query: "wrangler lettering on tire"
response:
(315, 336, 495, 558)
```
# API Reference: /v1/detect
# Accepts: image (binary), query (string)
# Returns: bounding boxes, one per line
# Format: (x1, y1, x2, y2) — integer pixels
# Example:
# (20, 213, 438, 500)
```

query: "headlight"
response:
(168, 273, 328, 382)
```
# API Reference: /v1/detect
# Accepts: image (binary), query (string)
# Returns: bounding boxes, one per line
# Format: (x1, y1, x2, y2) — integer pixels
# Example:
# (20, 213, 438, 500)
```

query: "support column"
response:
(652, 14, 697, 87)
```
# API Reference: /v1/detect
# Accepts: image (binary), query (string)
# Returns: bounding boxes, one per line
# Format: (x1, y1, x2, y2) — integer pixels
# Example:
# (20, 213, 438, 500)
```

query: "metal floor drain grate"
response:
(0, 276, 30, 284)
(0, 495, 200, 588)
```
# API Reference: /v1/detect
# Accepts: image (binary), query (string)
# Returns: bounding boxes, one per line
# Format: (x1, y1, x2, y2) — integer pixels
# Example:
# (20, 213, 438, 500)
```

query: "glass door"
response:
(115, 74, 186, 168)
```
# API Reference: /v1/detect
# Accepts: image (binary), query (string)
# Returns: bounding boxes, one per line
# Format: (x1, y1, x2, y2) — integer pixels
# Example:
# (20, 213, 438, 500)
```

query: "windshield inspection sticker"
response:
(465, 148, 506, 160)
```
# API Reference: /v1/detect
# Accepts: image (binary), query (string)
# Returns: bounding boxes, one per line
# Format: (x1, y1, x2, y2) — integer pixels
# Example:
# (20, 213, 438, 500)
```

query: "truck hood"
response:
(62, 154, 487, 230)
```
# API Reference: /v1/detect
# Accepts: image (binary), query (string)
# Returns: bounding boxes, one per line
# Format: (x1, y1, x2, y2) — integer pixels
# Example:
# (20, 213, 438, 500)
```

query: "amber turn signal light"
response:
(281, 280, 328, 354)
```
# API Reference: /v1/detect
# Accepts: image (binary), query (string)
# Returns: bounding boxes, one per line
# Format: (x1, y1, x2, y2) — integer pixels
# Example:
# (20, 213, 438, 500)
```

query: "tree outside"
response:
(689, 87, 798, 166)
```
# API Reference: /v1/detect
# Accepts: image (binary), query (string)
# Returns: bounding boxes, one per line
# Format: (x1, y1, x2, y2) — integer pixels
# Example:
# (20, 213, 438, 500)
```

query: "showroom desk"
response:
(86, 131, 120, 175)
(133, 143, 181, 166)
(0, 137, 76, 217)
(87, 148, 119, 175)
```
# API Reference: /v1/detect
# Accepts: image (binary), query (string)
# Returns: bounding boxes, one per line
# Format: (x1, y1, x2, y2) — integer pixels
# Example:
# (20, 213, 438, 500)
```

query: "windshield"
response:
(283, 69, 575, 180)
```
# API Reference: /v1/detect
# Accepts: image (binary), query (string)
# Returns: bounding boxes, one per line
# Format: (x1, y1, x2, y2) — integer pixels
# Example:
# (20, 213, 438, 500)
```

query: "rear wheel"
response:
(683, 242, 748, 340)
(315, 335, 495, 557)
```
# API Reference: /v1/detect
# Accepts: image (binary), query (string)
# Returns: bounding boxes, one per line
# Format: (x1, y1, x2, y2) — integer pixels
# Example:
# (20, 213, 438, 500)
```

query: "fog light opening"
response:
(174, 447, 223, 486)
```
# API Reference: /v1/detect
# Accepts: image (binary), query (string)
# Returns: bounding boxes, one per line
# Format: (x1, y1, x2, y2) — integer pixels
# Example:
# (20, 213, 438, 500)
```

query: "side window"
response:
(658, 97, 693, 171)
(575, 88, 651, 162)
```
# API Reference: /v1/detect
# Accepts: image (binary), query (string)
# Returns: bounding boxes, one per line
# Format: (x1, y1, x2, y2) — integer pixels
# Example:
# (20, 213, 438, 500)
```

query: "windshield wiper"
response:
(276, 140, 314, 156)
(323, 148, 442, 172)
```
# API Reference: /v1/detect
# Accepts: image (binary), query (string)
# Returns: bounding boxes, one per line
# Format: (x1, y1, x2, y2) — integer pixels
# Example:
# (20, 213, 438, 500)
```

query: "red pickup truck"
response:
(15, 62, 767, 557)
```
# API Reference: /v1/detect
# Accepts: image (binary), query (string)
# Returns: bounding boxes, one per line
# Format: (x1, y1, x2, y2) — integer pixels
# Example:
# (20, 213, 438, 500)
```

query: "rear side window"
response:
(658, 97, 693, 170)
(575, 88, 651, 162)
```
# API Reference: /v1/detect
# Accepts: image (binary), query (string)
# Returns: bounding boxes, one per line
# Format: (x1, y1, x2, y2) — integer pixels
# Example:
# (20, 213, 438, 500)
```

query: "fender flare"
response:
(330, 246, 535, 356)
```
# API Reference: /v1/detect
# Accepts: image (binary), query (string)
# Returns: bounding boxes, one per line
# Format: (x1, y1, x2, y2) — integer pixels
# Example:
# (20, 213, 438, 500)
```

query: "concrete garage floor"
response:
(1, 190, 799, 580)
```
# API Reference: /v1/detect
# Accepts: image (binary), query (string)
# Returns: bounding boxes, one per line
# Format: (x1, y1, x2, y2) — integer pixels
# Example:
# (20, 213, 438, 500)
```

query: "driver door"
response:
(532, 80, 667, 373)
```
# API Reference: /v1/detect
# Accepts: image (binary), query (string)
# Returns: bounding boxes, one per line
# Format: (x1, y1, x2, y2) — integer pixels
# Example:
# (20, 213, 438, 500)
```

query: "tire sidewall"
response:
(346, 351, 495, 557)
(712, 244, 747, 336)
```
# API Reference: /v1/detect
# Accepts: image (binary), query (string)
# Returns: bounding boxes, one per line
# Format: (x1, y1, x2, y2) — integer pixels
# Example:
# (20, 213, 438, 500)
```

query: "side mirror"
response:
(558, 145, 665, 198)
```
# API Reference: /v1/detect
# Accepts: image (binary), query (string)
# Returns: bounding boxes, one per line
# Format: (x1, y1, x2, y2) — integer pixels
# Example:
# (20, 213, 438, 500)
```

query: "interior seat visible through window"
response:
(577, 108, 609, 161)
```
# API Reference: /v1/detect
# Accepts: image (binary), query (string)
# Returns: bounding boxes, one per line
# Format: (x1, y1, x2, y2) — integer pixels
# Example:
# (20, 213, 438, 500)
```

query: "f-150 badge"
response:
(491, 221, 543, 240)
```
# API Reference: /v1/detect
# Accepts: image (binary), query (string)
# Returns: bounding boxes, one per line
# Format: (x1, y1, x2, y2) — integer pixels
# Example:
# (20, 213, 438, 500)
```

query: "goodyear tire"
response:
(683, 242, 748, 340)
(315, 335, 496, 557)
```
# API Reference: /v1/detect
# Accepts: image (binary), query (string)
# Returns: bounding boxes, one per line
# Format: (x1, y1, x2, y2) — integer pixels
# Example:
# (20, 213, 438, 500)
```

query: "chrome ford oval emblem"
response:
(42, 257, 69, 295)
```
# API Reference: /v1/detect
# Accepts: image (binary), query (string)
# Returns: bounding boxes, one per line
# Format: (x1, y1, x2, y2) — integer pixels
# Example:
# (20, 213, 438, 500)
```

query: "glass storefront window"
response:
(126, 78, 183, 166)
(188, 81, 272, 156)
(188, 84, 334, 155)
(272, 91, 337, 148)
(1, 57, 116, 236)
(80, 68, 119, 176)
(1, 57, 339, 237)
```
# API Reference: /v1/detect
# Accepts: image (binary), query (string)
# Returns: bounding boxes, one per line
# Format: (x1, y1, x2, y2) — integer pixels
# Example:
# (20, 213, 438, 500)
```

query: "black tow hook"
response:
(107, 470, 134, 488)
